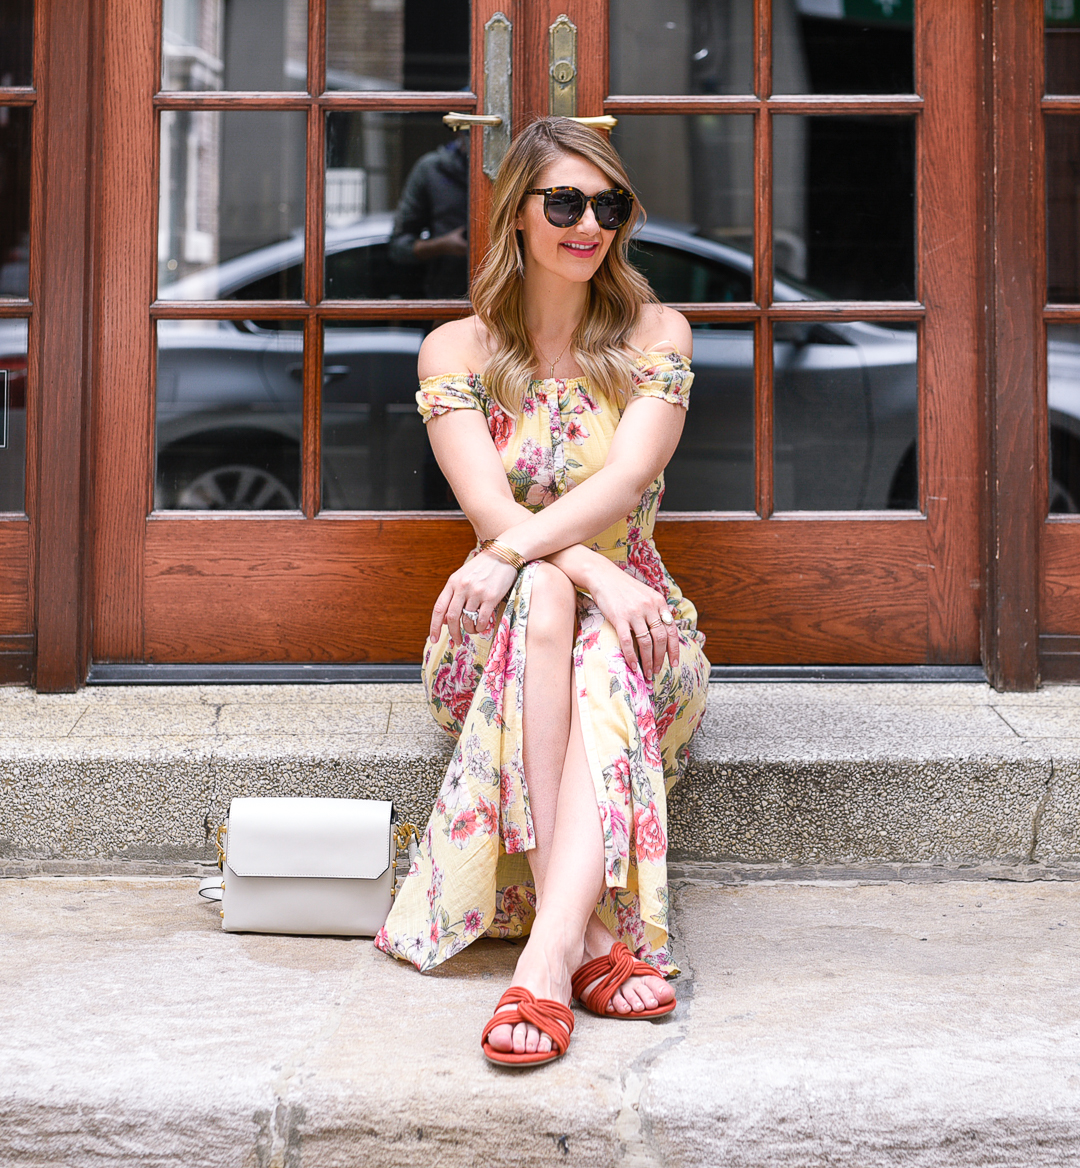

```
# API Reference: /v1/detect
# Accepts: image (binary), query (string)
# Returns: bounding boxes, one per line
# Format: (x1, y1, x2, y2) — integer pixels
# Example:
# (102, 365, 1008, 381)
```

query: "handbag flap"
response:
(226, 797, 393, 879)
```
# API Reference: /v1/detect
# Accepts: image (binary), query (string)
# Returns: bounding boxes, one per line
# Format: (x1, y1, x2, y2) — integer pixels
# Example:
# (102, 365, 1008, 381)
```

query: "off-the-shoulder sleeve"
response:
(416, 373, 486, 423)
(631, 351, 694, 408)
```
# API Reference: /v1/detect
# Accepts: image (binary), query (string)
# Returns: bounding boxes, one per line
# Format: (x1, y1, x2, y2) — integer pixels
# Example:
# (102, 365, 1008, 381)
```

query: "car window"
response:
(628, 239, 752, 303)
(325, 241, 427, 301)
(227, 262, 304, 303)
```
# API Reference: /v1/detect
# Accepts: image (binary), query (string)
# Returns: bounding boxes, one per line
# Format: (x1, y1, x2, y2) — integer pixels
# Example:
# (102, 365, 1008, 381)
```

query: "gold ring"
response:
(647, 619, 664, 630)
(633, 630, 651, 640)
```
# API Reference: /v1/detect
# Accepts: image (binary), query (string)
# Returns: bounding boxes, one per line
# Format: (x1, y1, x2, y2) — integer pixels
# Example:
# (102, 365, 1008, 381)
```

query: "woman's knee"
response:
(526, 563, 577, 647)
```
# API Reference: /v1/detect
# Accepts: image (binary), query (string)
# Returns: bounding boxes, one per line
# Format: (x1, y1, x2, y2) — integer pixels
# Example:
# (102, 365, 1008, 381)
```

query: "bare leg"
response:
(486, 564, 605, 1055)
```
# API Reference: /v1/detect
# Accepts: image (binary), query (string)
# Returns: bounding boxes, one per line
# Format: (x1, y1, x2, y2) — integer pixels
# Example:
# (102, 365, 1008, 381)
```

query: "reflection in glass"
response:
(1047, 115, 1080, 302)
(0, 319, 27, 512)
(611, 115, 754, 295)
(662, 323, 754, 511)
(321, 321, 445, 509)
(0, 0, 33, 88)
(773, 321, 917, 510)
(158, 110, 306, 300)
(155, 320, 302, 510)
(1048, 323, 1080, 513)
(325, 0, 470, 91)
(0, 108, 30, 299)
(775, 0, 913, 95)
(1047, 3, 1080, 95)
(325, 113, 469, 299)
(609, 0, 753, 96)
(774, 115, 915, 299)
(162, 0, 307, 91)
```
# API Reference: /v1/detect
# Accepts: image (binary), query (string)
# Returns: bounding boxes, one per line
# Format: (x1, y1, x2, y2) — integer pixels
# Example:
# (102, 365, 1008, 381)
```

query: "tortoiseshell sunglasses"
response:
(525, 186, 635, 230)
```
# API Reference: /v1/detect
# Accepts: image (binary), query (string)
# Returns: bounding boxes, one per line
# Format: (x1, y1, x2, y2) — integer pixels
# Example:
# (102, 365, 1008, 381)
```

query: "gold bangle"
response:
(480, 538, 527, 572)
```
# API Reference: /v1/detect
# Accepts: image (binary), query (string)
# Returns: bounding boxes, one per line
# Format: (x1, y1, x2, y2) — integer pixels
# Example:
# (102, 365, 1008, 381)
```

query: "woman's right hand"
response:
(430, 551, 520, 646)
(584, 556, 679, 682)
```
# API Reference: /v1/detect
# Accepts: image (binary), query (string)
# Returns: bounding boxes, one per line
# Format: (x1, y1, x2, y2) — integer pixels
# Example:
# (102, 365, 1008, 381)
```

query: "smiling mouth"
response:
(561, 241, 599, 255)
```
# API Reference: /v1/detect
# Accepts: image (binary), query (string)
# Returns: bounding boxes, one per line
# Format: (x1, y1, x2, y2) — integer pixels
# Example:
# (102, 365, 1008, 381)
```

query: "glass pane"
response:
(775, 0, 914, 95)
(611, 115, 754, 301)
(774, 115, 915, 299)
(0, 0, 33, 87)
(773, 320, 917, 510)
(155, 320, 302, 510)
(662, 322, 754, 511)
(1047, 115, 1080, 302)
(1047, 2, 1080, 95)
(0, 319, 28, 512)
(321, 320, 448, 509)
(609, 0, 753, 96)
(162, 0, 307, 91)
(325, 0, 470, 91)
(158, 110, 306, 300)
(0, 108, 31, 299)
(1048, 323, 1080, 513)
(325, 112, 469, 300)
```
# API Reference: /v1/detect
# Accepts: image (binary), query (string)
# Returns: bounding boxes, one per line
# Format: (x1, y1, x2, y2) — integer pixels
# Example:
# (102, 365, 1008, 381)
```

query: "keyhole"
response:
(551, 60, 575, 85)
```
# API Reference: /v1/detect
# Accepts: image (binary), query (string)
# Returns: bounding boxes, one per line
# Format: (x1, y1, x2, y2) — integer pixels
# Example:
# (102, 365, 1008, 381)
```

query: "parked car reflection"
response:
(153, 214, 1080, 514)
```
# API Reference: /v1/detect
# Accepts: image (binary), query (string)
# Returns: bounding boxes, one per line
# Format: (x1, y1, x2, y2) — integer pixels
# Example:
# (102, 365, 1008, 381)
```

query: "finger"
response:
(666, 619, 680, 667)
(617, 621, 639, 671)
(445, 594, 468, 646)
(648, 626, 667, 677)
(632, 627, 652, 678)
(429, 583, 454, 643)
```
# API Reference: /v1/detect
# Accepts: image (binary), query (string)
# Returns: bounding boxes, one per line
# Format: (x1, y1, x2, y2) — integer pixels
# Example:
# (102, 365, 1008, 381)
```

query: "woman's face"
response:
(515, 151, 619, 285)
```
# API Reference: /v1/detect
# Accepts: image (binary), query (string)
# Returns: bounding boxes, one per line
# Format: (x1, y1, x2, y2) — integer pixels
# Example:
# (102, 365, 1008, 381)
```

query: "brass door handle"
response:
(568, 116, 618, 130)
(443, 112, 503, 130)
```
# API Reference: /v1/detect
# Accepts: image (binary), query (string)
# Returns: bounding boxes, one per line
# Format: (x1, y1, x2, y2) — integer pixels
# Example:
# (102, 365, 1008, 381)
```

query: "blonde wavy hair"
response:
(471, 117, 658, 414)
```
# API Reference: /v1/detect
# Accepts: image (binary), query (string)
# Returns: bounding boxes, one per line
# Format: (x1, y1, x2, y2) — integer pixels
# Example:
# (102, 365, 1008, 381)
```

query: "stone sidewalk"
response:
(2, 875, 1078, 1167)
(3, 681, 1080, 871)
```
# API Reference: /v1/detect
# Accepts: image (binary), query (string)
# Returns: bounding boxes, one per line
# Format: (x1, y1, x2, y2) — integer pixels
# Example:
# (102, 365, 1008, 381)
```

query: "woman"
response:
(375, 117, 710, 1067)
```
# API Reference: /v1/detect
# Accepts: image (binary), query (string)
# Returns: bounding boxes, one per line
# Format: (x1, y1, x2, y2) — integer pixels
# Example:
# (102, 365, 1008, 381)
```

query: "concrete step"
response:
(3, 875, 1079, 1167)
(2, 682, 1080, 870)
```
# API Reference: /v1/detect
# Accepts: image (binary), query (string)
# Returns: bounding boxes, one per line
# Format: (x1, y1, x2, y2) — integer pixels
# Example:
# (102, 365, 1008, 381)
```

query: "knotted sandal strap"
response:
(571, 942, 671, 1017)
(480, 986, 575, 1058)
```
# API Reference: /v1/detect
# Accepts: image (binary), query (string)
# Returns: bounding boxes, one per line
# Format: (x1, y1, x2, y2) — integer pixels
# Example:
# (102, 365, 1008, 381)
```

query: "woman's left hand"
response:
(430, 551, 520, 645)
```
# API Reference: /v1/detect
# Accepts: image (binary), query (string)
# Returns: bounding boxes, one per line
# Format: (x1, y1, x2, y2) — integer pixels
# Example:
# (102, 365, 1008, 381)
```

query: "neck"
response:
(521, 265, 589, 353)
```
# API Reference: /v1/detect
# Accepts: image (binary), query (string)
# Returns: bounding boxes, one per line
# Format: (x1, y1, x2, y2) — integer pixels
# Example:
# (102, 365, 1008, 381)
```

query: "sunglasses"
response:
(525, 186, 635, 230)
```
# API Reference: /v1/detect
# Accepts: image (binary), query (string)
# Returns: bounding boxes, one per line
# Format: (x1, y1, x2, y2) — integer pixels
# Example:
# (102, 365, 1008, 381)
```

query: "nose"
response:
(576, 201, 601, 233)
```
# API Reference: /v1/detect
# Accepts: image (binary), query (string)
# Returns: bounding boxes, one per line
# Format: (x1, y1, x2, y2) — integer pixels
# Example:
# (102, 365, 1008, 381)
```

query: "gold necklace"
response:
(536, 333, 574, 379)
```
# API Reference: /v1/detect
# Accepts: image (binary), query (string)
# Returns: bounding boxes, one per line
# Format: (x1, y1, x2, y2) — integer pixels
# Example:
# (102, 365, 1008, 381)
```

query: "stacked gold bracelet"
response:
(480, 538, 527, 572)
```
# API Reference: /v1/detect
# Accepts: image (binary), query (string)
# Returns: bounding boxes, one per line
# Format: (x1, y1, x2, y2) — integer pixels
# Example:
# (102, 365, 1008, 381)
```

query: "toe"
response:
(512, 1020, 529, 1054)
(486, 1021, 514, 1053)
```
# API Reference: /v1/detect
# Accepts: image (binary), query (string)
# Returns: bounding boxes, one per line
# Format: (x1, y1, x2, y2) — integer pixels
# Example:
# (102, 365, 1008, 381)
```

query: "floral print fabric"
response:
(375, 353, 710, 975)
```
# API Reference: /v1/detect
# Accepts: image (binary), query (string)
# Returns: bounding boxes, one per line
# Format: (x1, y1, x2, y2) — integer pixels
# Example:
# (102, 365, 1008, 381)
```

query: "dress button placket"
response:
(547, 382, 568, 496)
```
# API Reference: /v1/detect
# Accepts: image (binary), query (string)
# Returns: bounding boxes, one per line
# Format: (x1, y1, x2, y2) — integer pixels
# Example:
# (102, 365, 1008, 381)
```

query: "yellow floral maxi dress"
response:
(374, 352, 710, 976)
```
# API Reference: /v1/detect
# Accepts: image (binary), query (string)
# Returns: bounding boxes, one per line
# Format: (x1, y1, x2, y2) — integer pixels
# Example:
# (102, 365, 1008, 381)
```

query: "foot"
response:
(485, 926, 581, 1056)
(577, 914, 675, 1016)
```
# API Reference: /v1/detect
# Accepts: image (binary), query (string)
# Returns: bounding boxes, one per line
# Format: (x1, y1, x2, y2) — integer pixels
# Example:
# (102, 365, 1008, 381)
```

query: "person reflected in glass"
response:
(375, 117, 710, 1067)
(389, 131, 469, 299)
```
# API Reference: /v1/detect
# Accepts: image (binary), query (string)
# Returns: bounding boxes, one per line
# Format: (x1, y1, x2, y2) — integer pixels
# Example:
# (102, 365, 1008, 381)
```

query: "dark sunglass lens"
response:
(594, 191, 631, 229)
(545, 190, 583, 227)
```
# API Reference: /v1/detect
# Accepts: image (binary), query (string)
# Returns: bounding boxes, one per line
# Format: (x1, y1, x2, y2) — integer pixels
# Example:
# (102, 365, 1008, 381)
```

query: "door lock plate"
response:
(549, 14, 577, 117)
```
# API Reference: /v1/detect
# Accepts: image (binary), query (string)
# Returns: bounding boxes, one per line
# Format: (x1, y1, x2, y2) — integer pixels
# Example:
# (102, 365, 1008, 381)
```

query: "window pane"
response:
(1047, 115, 1080, 302)
(155, 320, 302, 510)
(609, 0, 753, 96)
(0, 108, 30, 299)
(774, 115, 915, 299)
(611, 115, 754, 301)
(774, 0, 914, 95)
(325, 0, 470, 91)
(1047, 3, 1080, 95)
(662, 323, 754, 511)
(321, 321, 444, 510)
(0, 0, 33, 88)
(325, 112, 469, 300)
(162, 0, 307, 91)
(158, 110, 306, 300)
(1048, 323, 1080, 513)
(773, 321, 917, 510)
(0, 319, 27, 513)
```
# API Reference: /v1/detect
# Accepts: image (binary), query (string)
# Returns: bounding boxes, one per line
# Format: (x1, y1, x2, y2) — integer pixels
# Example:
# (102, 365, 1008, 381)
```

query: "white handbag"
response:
(198, 797, 419, 937)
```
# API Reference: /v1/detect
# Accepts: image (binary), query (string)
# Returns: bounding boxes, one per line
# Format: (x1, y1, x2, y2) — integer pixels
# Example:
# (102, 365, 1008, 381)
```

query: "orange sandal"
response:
(571, 942, 676, 1019)
(480, 986, 575, 1067)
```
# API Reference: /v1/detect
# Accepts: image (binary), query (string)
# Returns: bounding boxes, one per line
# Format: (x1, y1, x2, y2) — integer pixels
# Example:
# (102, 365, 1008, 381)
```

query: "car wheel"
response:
(175, 464, 298, 510)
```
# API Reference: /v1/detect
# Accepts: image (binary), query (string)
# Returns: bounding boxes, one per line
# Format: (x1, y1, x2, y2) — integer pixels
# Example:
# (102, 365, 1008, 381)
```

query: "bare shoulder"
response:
(417, 316, 494, 380)
(630, 303, 693, 360)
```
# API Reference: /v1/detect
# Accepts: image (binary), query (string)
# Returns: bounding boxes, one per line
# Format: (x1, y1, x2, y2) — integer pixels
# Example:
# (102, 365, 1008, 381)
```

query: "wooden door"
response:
(90, 0, 984, 669)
